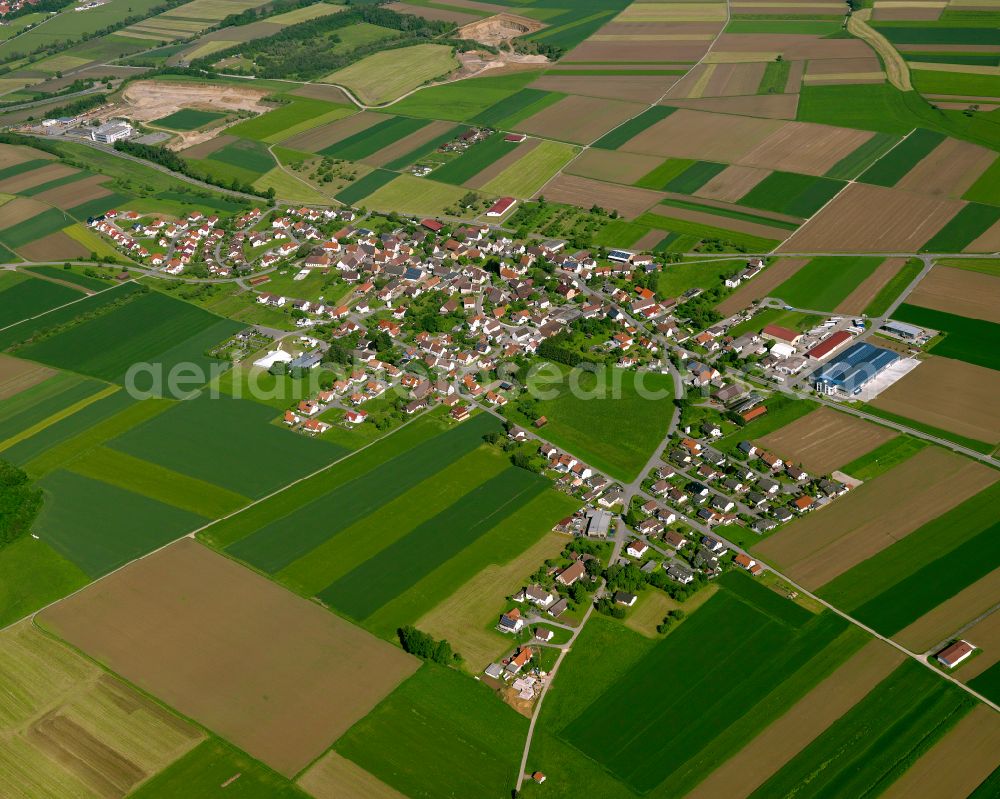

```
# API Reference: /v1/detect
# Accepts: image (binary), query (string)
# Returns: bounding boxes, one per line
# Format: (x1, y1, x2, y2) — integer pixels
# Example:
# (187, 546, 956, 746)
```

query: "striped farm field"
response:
(227, 97, 356, 142)
(0, 275, 86, 328)
(478, 140, 579, 198)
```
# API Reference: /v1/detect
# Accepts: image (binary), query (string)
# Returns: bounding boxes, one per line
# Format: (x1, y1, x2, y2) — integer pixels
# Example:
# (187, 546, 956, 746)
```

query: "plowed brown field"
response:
(906, 264, 1000, 323)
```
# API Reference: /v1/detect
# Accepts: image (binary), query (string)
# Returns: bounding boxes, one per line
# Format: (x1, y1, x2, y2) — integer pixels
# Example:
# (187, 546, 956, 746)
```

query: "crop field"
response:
(755, 407, 896, 475)
(923, 201, 1000, 252)
(334, 664, 529, 799)
(203, 136, 275, 176)
(39, 539, 419, 777)
(953, 611, 1000, 686)
(839, 435, 927, 482)
(830, 256, 908, 314)
(429, 132, 518, 185)
(907, 265, 1000, 324)
(110, 394, 344, 498)
(299, 750, 405, 799)
(0, 352, 53, 401)
(0, 276, 86, 331)
(479, 140, 579, 198)
(335, 168, 397, 204)
(0, 372, 107, 447)
(472, 87, 565, 128)
(859, 128, 947, 186)
(229, 98, 356, 143)
(383, 71, 544, 122)
(8, 289, 242, 386)
(314, 117, 433, 162)
(561, 575, 865, 796)
(716, 257, 809, 314)
(151, 108, 226, 130)
(517, 94, 648, 145)
(0, 621, 204, 799)
(593, 106, 678, 149)
(771, 255, 884, 309)
(322, 44, 458, 104)
(542, 175, 665, 219)
(738, 170, 845, 217)
(893, 303, 1000, 370)
(894, 137, 997, 199)
(358, 173, 474, 215)
(0, 535, 87, 628)
(0, 207, 74, 251)
(755, 446, 997, 589)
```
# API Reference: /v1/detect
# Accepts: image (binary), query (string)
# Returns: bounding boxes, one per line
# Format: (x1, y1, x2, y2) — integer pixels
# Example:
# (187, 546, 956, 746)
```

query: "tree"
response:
(397, 625, 460, 665)
(0, 460, 43, 547)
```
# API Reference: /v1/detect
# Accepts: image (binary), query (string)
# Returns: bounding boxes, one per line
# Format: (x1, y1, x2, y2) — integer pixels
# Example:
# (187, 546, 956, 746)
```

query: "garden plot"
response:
(39, 538, 419, 778)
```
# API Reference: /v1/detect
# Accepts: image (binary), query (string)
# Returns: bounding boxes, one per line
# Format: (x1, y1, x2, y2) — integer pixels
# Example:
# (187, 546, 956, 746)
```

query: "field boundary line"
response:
(0, 384, 119, 453)
(0, 272, 132, 334)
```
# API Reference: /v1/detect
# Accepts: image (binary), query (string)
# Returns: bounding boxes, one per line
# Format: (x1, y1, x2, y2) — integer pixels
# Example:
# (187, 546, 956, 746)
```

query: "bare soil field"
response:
(365, 119, 455, 167)
(179, 133, 235, 159)
(871, 356, 1000, 444)
(0, 352, 55, 400)
(712, 34, 874, 60)
(564, 148, 664, 185)
(895, 139, 996, 198)
(0, 621, 203, 799)
(298, 751, 407, 799)
(0, 143, 55, 168)
(530, 74, 678, 103)
(894, 567, 1000, 652)
(565, 40, 713, 62)
(634, 228, 669, 249)
(664, 64, 711, 100)
(834, 257, 906, 314)
(778, 183, 963, 252)
(873, 4, 945, 20)
(967, 219, 1000, 252)
(17, 232, 89, 261)
(541, 174, 665, 217)
(622, 109, 784, 160)
(0, 197, 50, 228)
(650, 202, 794, 240)
(38, 538, 419, 777)
(755, 447, 997, 589)
(516, 95, 647, 145)
(883, 705, 1000, 798)
(33, 175, 112, 210)
(687, 639, 904, 799)
(388, 1, 478, 24)
(659, 93, 799, 119)
(952, 609, 1000, 681)
(736, 121, 874, 175)
(464, 138, 540, 189)
(290, 83, 354, 104)
(785, 59, 806, 92)
(282, 111, 382, 153)
(716, 256, 809, 314)
(695, 165, 772, 202)
(906, 264, 1000, 323)
(704, 62, 767, 96)
(756, 407, 896, 475)
(417, 531, 568, 667)
(807, 57, 883, 75)
(0, 163, 77, 194)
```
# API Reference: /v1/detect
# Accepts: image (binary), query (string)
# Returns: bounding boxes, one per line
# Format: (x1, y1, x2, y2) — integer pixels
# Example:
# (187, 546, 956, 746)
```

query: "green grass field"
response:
(381, 71, 543, 122)
(321, 115, 432, 160)
(739, 171, 845, 217)
(359, 173, 475, 215)
(36, 469, 206, 577)
(383, 123, 466, 171)
(632, 211, 782, 252)
(758, 59, 790, 94)
(429, 133, 518, 185)
(151, 109, 226, 130)
(818, 483, 1000, 633)
(0, 276, 85, 330)
(473, 87, 565, 128)
(25, 265, 112, 292)
(659, 258, 746, 296)
(0, 373, 107, 447)
(771, 255, 883, 310)
(206, 137, 275, 175)
(0, 536, 88, 628)
(227, 97, 354, 142)
(825, 132, 902, 180)
(0, 208, 74, 250)
(109, 394, 344, 499)
(748, 660, 974, 799)
(323, 43, 457, 105)
(635, 157, 696, 190)
(921, 202, 1000, 252)
(334, 168, 396, 204)
(129, 738, 309, 798)
(662, 161, 727, 194)
(964, 157, 1000, 206)
(839, 435, 926, 481)
(858, 128, 946, 187)
(863, 257, 922, 316)
(912, 68, 1000, 98)
(506, 364, 674, 481)
(968, 663, 1000, 706)
(479, 140, 578, 198)
(892, 303, 1000, 370)
(334, 663, 529, 799)
(718, 395, 819, 449)
(593, 105, 675, 150)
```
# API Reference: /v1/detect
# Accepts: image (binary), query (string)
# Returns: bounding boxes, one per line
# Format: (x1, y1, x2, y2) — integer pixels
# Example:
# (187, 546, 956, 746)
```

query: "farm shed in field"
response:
(936, 640, 975, 669)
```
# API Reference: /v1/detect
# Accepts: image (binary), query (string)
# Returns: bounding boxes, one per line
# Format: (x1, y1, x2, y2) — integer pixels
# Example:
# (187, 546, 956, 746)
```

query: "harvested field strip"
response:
(478, 139, 578, 198)
(687, 639, 905, 799)
(658, 197, 799, 230)
(0, 374, 104, 444)
(922, 201, 1000, 252)
(859, 128, 947, 186)
(0, 277, 86, 329)
(383, 123, 466, 170)
(835, 256, 909, 314)
(635, 157, 697, 189)
(69, 446, 251, 518)
(226, 413, 501, 572)
(318, 467, 547, 621)
(772, 255, 883, 309)
(299, 750, 406, 799)
(747, 660, 976, 799)
(36, 469, 206, 577)
(635, 210, 782, 251)
(39, 538, 420, 777)
(739, 170, 845, 216)
(320, 116, 431, 160)
(0, 384, 118, 453)
(755, 447, 997, 589)
(893, 303, 1000, 370)
(334, 168, 396, 204)
(593, 105, 677, 149)
(907, 264, 1000, 323)
(563, 587, 856, 796)
(431, 132, 517, 185)
(825, 131, 903, 180)
(277, 445, 512, 597)
(663, 161, 728, 194)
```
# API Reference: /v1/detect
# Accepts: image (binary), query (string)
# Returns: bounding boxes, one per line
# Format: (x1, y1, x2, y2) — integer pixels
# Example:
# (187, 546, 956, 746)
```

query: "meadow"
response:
(740, 172, 845, 218)
(359, 173, 474, 215)
(429, 133, 517, 185)
(227, 97, 354, 142)
(0, 372, 106, 447)
(334, 664, 529, 799)
(892, 303, 1000, 370)
(747, 660, 975, 799)
(0, 535, 88, 628)
(509, 364, 674, 481)
(717, 395, 819, 448)
(632, 211, 782, 252)
(772, 255, 883, 310)
(473, 87, 565, 129)
(824, 132, 901, 180)
(385, 71, 543, 122)
(480, 140, 579, 198)
(25, 265, 112, 292)
(839, 435, 927, 481)
(334, 168, 396, 204)
(660, 161, 727, 195)
(322, 44, 457, 105)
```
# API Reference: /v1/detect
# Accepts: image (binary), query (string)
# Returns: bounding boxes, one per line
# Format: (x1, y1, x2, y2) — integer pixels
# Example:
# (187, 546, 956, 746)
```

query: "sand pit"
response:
(906, 264, 1000, 323)
(755, 407, 896, 475)
(539, 174, 664, 218)
(895, 138, 997, 198)
(621, 108, 784, 160)
(38, 538, 419, 777)
(736, 121, 874, 176)
(565, 148, 664, 185)
(834, 258, 907, 315)
(695, 165, 771, 202)
(779, 183, 963, 252)
(755, 447, 997, 589)
(457, 12, 543, 46)
(871, 355, 1000, 444)
(716, 257, 809, 314)
(686, 640, 904, 799)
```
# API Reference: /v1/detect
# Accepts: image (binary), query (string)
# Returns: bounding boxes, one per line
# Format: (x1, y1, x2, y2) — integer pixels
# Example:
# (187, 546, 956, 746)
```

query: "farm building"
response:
(486, 197, 517, 217)
(936, 640, 975, 669)
(882, 320, 924, 340)
(806, 330, 853, 360)
(811, 342, 898, 396)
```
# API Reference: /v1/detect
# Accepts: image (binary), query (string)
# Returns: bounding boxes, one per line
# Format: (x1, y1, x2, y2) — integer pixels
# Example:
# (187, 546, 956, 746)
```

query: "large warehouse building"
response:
(811, 341, 898, 396)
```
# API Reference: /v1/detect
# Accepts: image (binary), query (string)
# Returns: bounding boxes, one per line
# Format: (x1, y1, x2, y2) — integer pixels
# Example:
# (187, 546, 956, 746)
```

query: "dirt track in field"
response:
(715, 257, 809, 315)
(906, 264, 1000, 323)
(687, 639, 904, 799)
(881, 705, 1000, 799)
(755, 447, 997, 589)
(0, 353, 55, 400)
(755, 407, 896, 475)
(38, 538, 419, 777)
(834, 258, 906, 315)
(871, 356, 1000, 445)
